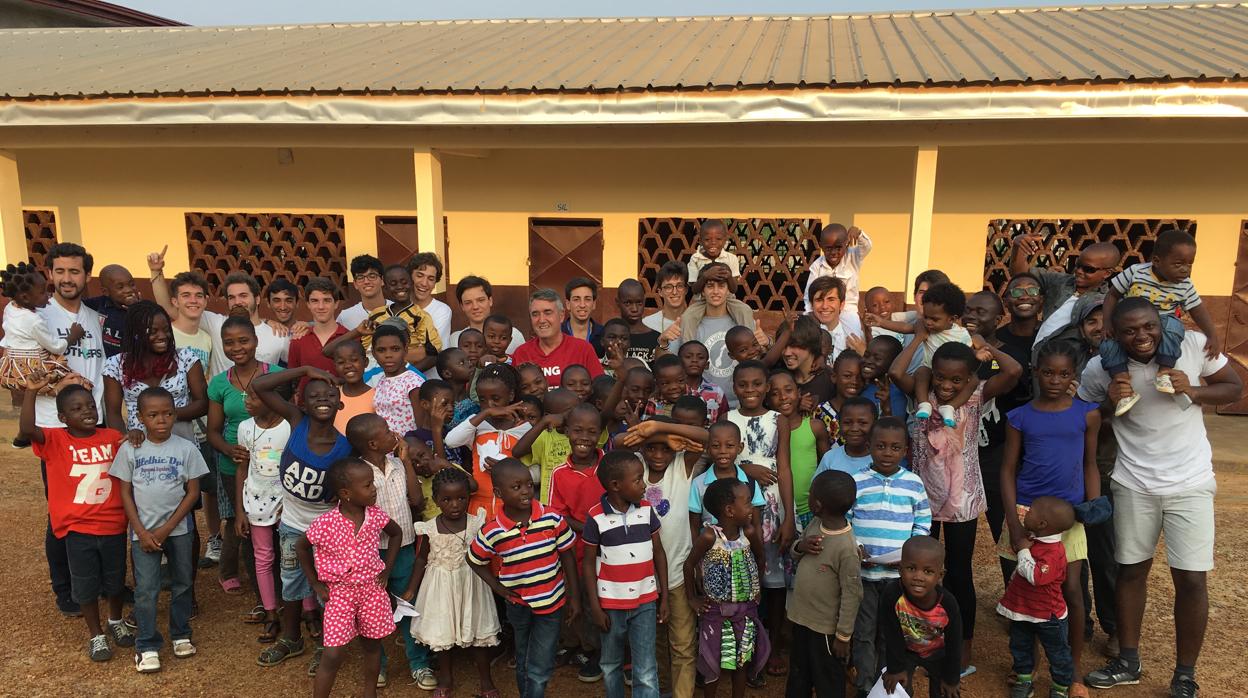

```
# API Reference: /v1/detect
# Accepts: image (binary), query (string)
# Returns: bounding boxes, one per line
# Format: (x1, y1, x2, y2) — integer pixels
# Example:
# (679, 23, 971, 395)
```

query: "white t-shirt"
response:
(449, 326, 525, 356)
(200, 311, 289, 378)
(1036, 294, 1079, 345)
(421, 298, 453, 348)
(1077, 332, 1226, 495)
(643, 310, 681, 336)
(816, 311, 865, 365)
(647, 453, 694, 589)
(802, 230, 873, 315)
(34, 299, 106, 428)
(237, 418, 291, 526)
(336, 300, 389, 331)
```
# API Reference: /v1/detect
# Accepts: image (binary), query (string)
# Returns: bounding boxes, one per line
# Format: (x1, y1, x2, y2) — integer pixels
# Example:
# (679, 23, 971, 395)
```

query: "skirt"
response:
(0, 350, 85, 396)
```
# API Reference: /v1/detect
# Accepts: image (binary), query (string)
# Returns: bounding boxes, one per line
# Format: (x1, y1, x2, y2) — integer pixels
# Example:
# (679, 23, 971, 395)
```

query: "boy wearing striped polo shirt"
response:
(469, 458, 582, 698)
(582, 450, 669, 698)
(848, 417, 933, 697)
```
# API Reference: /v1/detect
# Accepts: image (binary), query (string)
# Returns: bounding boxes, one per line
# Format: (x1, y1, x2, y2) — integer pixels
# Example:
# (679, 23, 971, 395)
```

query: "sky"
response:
(121, 0, 1105, 25)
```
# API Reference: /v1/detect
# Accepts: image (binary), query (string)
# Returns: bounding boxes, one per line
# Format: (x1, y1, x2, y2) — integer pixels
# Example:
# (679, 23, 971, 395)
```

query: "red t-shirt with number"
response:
(33, 427, 127, 537)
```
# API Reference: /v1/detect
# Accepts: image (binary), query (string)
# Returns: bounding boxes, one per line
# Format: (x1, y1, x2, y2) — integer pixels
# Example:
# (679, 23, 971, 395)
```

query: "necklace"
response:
(230, 361, 265, 394)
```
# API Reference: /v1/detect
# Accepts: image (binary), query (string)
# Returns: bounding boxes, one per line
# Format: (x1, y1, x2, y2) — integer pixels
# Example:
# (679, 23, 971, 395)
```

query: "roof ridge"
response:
(0, 2, 1239, 33)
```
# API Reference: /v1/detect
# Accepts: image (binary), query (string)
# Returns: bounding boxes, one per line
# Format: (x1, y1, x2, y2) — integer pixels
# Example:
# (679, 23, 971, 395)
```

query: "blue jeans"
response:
(379, 544, 430, 674)
(1009, 618, 1073, 687)
(278, 522, 312, 602)
(601, 601, 659, 698)
(1100, 313, 1184, 375)
(133, 532, 194, 653)
(506, 603, 564, 698)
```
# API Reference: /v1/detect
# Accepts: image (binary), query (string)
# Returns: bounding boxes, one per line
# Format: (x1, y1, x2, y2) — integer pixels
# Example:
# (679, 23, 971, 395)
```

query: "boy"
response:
(645, 354, 687, 419)
(687, 421, 764, 544)
(482, 313, 517, 364)
(344, 413, 432, 689)
(22, 376, 132, 660)
(863, 286, 903, 342)
(849, 417, 933, 697)
(511, 387, 581, 503)
(687, 219, 740, 282)
(677, 340, 726, 423)
(583, 450, 669, 698)
(616, 279, 662, 364)
(469, 458, 582, 698)
(408, 252, 454, 346)
(1101, 228, 1218, 414)
(459, 327, 487, 368)
(337, 254, 389, 329)
(786, 470, 862, 698)
(910, 282, 974, 426)
(860, 335, 907, 419)
(111, 386, 209, 673)
(600, 318, 632, 374)
(644, 261, 688, 336)
(368, 263, 442, 372)
(265, 277, 300, 332)
(815, 396, 875, 476)
(881, 536, 963, 698)
(84, 262, 139, 357)
(997, 496, 1077, 698)
(803, 224, 871, 316)
(563, 277, 604, 351)
(287, 277, 348, 391)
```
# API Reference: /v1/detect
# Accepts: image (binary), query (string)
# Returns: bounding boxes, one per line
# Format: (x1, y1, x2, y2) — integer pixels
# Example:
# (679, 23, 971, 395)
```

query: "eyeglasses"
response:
(1007, 286, 1041, 298)
(1078, 263, 1110, 275)
(355, 272, 382, 281)
(659, 283, 687, 293)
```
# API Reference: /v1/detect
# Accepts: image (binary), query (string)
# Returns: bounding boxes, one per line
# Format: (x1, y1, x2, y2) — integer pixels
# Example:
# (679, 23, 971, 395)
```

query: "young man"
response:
(803, 223, 872, 316)
(807, 275, 865, 365)
(615, 279, 661, 365)
(1009, 234, 1121, 345)
(337, 254, 388, 329)
(366, 264, 441, 372)
(512, 289, 604, 387)
(643, 261, 688, 336)
(562, 277, 604, 352)
(84, 263, 139, 358)
(1078, 299, 1242, 698)
(664, 263, 754, 409)
(265, 278, 300, 331)
(408, 252, 453, 346)
(286, 277, 348, 378)
(450, 275, 525, 353)
(33, 243, 109, 616)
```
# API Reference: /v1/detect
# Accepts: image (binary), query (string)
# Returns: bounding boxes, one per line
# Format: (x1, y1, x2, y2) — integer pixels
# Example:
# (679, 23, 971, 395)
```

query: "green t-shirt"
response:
(207, 364, 277, 476)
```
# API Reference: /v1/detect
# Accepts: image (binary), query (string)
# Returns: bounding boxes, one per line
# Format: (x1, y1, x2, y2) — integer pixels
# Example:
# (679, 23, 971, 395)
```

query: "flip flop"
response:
(240, 605, 266, 623)
(219, 577, 244, 595)
(960, 665, 977, 678)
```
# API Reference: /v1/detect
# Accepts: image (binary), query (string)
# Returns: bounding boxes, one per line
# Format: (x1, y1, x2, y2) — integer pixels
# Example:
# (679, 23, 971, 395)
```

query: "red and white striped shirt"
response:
(582, 496, 661, 610)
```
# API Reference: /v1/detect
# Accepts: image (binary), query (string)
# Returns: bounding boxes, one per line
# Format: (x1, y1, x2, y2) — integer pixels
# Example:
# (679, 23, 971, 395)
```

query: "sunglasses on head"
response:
(1007, 286, 1041, 298)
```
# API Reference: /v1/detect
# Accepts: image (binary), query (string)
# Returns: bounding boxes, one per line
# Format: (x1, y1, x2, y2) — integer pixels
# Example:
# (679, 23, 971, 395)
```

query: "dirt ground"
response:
(1, 413, 1244, 698)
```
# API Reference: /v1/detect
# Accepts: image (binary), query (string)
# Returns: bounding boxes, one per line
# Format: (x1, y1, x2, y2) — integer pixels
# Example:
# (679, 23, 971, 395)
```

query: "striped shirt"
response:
(468, 501, 575, 614)
(1110, 262, 1201, 317)
(582, 496, 661, 610)
(849, 467, 932, 581)
(363, 454, 416, 549)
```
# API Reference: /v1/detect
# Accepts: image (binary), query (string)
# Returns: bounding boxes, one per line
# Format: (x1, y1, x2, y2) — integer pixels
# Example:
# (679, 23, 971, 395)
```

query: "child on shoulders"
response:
(803, 224, 872, 316)
(687, 219, 740, 282)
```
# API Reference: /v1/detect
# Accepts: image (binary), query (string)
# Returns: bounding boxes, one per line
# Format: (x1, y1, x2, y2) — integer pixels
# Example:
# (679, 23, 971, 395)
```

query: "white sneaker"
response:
(1155, 373, 1175, 394)
(172, 639, 196, 658)
(135, 651, 161, 673)
(205, 534, 222, 563)
(916, 402, 933, 420)
(412, 666, 437, 690)
(1114, 393, 1140, 417)
(937, 404, 957, 428)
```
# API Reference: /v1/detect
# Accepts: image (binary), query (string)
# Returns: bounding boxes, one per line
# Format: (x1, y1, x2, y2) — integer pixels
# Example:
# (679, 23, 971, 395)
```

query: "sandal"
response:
(303, 612, 323, 641)
(258, 617, 281, 644)
(765, 655, 787, 677)
(307, 646, 323, 677)
(240, 605, 266, 623)
(256, 637, 305, 667)
(432, 689, 452, 698)
(219, 577, 244, 595)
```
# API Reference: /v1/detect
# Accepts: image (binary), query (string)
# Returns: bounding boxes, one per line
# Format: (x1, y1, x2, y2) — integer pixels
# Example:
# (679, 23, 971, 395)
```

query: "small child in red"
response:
(997, 496, 1076, 698)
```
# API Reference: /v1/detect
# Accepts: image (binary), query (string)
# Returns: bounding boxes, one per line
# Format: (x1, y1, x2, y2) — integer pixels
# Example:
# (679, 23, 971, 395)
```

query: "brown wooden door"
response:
(1218, 220, 1248, 414)
(528, 218, 603, 295)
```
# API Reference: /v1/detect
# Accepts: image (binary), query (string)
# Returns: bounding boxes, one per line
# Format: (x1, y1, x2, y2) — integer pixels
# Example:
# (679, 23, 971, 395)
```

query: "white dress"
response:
(410, 513, 500, 651)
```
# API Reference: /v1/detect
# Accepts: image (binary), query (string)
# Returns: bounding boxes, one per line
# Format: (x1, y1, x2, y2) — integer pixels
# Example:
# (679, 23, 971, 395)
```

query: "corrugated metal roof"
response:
(0, 3, 1245, 100)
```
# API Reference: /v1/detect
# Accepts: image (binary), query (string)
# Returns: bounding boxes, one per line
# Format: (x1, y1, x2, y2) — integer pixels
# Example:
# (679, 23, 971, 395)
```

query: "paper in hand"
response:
(866, 674, 910, 698)
(392, 594, 421, 624)
(867, 548, 903, 565)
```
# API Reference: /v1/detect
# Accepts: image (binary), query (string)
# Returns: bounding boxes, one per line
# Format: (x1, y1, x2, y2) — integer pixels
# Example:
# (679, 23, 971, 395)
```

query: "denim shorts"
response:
(65, 531, 127, 605)
(279, 522, 313, 602)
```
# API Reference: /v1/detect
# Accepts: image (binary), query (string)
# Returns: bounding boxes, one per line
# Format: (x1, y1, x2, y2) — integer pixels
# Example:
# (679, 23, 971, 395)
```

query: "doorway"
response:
(527, 218, 603, 295)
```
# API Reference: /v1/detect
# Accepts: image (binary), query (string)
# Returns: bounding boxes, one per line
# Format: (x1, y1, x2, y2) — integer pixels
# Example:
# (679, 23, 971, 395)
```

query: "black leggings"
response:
(931, 519, 977, 640)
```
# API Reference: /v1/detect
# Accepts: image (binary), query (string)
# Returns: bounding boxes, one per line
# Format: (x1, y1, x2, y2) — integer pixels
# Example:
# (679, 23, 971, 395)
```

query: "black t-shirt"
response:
(797, 368, 835, 406)
(977, 332, 1033, 463)
(627, 329, 661, 366)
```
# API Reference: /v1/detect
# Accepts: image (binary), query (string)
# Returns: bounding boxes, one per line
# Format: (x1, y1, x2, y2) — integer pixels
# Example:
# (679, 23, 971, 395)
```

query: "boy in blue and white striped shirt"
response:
(847, 416, 933, 696)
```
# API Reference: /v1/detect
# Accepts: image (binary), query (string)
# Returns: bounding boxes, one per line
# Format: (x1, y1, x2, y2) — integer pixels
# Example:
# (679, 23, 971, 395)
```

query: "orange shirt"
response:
(333, 388, 375, 435)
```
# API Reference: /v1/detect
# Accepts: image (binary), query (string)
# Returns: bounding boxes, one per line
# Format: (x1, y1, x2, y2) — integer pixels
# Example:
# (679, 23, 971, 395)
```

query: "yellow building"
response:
(1, 4, 1247, 408)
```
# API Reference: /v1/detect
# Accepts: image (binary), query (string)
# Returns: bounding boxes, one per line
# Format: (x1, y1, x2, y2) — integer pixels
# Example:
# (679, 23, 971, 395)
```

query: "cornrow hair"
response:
(1, 262, 42, 300)
(832, 348, 863, 370)
(476, 362, 519, 398)
(1035, 337, 1082, 368)
(431, 465, 471, 498)
(119, 300, 177, 387)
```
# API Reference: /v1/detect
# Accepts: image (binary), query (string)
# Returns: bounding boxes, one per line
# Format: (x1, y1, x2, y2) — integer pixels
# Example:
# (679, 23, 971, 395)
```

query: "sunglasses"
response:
(1077, 263, 1110, 275)
(1007, 286, 1041, 298)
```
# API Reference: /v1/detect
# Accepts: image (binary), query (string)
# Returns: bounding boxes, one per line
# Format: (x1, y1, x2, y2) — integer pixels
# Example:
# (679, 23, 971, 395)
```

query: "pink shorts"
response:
(322, 581, 396, 647)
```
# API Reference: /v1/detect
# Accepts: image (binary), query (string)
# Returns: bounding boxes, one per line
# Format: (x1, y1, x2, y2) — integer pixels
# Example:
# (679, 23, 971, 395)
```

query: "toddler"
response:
(0, 261, 87, 393)
(910, 282, 974, 426)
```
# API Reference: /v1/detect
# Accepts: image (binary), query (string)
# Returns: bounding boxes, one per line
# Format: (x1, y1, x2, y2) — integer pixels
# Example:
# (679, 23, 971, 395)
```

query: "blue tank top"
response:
(279, 417, 352, 531)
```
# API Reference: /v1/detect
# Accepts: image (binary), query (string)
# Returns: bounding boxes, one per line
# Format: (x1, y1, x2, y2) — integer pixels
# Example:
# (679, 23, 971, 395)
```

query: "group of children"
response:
(6, 220, 1217, 698)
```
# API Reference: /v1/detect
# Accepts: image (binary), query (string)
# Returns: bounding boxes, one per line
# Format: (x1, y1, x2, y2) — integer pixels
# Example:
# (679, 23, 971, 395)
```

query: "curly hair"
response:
(431, 465, 471, 498)
(0, 262, 44, 301)
(119, 300, 176, 387)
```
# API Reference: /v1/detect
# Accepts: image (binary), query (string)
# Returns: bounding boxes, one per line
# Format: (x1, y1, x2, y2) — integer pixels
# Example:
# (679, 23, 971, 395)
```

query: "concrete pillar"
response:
(412, 147, 446, 292)
(905, 146, 939, 302)
(0, 151, 26, 266)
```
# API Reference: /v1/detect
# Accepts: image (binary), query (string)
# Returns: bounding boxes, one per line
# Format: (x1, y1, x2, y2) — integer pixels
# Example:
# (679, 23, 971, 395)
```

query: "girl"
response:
(685, 478, 771, 698)
(437, 348, 479, 428)
(406, 467, 501, 698)
(814, 349, 865, 444)
(330, 340, 375, 434)
(298, 458, 403, 698)
(208, 317, 275, 598)
(678, 340, 726, 423)
(889, 333, 1021, 674)
(726, 360, 792, 678)
(766, 371, 830, 533)
(561, 364, 593, 402)
(234, 389, 291, 642)
(445, 363, 531, 520)
(1000, 341, 1101, 696)
(516, 362, 549, 399)
(0, 262, 85, 393)
(371, 323, 424, 436)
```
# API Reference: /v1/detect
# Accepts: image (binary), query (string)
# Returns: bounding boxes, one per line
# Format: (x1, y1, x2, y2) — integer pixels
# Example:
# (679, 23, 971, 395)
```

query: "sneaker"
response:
(1049, 687, 1070, 698)
(376, 666, 388, 688)
(1113, 393, 1140, 417)
(1105, 634, 1120, 658)
(123, 611, 137, 630)
(1170, 675, 1199, 698)
(937, 404, 957, 427)
(1010, 680, 1035, 698)
(11, 436, 30, 449)
(135, 650, 161, 673)
(172, 639, 196, 658)
(916, 402, 933, 420)
(56, 597, 82, 617)
(412, 666, 437, 690)
(201, 534, 222, 567)
(1155, 373, 1176, 394)
(88, 634, 112, 662)
(578, 655, 603, 683)
(109, 619, 135, 648)
(1085, 657, 1142, 688)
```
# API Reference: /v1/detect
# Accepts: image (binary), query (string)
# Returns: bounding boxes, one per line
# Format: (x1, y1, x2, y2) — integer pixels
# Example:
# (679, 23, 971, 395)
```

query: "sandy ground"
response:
(1, 413, 1244, 698)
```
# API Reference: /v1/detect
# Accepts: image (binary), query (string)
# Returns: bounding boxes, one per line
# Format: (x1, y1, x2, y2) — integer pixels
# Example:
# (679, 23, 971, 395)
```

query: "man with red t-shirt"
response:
(21, 377, 132, 662)
(511, 288, 604, 388)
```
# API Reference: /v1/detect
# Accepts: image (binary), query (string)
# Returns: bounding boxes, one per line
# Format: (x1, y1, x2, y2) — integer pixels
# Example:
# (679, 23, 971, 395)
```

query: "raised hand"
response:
(147, 245, 168, 274)
(1013, 232, 1044, 256)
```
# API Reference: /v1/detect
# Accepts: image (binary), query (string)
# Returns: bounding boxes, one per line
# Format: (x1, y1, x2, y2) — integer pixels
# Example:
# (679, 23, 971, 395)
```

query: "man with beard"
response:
(33, 243, 108, 615)
(83, 263, 139, 358)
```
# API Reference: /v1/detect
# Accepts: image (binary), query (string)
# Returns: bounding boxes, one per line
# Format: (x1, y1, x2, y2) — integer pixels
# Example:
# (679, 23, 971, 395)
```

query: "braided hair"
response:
(476, 362, 519, 400)
(431, 465, 471, 498)
(119, 300, 177, 387)
(0, 262, 45, 305)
